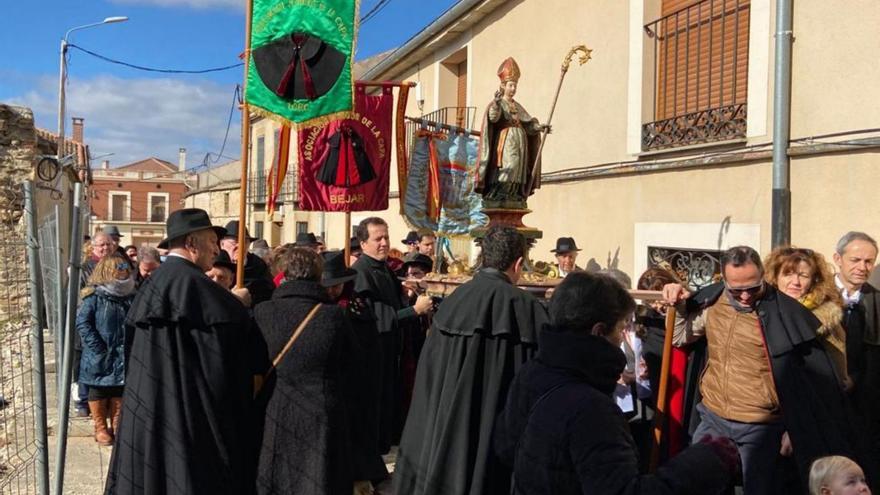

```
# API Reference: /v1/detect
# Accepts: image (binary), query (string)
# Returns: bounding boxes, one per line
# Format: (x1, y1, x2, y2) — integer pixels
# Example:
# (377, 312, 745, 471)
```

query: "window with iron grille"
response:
(254, 221, 264, 241)
(296, 221, 308, 235)
(643, 0, 750, 151)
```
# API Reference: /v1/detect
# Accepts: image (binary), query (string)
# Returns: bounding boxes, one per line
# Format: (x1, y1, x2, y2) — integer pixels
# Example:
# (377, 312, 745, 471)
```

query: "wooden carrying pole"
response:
(236, 0, 254, 288)
(649, 306, 677, 472)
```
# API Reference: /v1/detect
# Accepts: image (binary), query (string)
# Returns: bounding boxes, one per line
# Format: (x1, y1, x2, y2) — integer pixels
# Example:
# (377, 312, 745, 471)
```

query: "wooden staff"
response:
(344, 211, 352, 267)
(649, 305, 677, 472)
(526, 45, 592, 194)
(235, 0, 254, 289)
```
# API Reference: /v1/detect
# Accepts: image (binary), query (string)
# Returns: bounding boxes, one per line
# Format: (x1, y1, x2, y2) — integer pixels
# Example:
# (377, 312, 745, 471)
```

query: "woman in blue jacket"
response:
(76, 252, 135, 445)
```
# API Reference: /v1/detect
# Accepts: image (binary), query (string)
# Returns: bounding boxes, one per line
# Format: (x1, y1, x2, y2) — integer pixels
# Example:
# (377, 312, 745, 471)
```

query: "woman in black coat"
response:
(253, 248, 360, 495)
(494, 272, 739, 495)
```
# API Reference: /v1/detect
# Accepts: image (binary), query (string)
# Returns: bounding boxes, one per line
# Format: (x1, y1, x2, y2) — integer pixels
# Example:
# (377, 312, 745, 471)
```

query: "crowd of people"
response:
(72, 207, 879, 494)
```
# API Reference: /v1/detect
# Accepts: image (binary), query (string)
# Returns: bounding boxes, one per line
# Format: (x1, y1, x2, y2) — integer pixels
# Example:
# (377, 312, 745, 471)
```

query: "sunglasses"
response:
(779, 247, 814, 256)
(724, 281, 764, 296)
(115, 262, 131, 271)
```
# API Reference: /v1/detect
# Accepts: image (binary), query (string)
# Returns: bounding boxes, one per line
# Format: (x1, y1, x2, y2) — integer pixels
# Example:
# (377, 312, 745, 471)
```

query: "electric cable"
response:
(67, 43, 243, 74)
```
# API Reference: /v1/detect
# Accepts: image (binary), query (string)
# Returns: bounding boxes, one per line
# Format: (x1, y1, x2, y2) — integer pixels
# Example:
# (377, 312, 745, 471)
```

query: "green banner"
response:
(246, 0, 357, 126)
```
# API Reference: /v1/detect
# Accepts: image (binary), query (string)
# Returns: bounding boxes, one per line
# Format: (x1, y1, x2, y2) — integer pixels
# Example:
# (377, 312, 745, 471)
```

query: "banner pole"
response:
(236, 0, 254, 289)
(344, 212, 352, 267)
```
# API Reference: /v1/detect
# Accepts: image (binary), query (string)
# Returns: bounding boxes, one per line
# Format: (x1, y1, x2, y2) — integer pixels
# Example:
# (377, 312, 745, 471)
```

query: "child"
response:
(809, 456, 871, 495)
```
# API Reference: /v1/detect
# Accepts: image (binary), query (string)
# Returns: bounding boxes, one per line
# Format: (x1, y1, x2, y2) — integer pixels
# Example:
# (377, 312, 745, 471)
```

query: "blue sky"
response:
(0, 0, 457, 166)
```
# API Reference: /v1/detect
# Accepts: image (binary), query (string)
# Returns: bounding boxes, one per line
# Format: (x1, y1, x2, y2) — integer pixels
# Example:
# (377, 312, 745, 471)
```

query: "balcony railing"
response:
(405, 106, 478, 150)
(248, 171, 297, 206)
(642, 0, 750, 151)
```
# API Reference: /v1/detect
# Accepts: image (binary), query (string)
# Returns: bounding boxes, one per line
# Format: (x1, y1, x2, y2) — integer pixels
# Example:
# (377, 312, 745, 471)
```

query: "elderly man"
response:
(81, 232, 114, 287)
(663, 246, 853, 493)
(394, 226, 549, 495)
(221, 220, 275, 306)
(106, 209, 253, 495)
(352, 217, 433, 454)
(551, 236, 582, 277)
(833, 231, 880, 468)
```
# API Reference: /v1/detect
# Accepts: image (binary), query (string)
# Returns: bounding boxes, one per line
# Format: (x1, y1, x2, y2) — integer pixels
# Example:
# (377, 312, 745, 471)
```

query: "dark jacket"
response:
(686, 283, 855, 482)
(75, 288, 133, 387)
(494, 326, 733, 495)
(393, 268, 549, 495)
(846, 282, 880, 481)
(253, 280, 359, 495)
(105, 256, 253, 495)
(352, 253, 418, 452)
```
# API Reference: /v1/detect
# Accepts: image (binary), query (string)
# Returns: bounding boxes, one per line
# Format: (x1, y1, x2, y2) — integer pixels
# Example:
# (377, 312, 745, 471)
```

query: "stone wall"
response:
(0, 104, 37, 322)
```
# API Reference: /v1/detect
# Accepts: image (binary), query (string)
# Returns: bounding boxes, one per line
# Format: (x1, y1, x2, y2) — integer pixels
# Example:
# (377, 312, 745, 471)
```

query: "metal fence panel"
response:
(0, 183, 38, 495)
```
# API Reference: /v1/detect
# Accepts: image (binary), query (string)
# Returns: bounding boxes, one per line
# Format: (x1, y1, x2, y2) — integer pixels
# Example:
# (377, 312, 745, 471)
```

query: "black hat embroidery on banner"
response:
(252, 32, 347, 101)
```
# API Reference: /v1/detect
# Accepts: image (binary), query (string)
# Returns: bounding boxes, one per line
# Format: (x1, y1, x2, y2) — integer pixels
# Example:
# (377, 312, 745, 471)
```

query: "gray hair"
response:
(835, 231, 878, 255)
(138, 246, 161, 263)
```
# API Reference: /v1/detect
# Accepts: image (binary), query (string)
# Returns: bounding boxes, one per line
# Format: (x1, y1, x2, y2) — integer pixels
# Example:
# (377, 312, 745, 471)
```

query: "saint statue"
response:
(476, 57, 548, 209)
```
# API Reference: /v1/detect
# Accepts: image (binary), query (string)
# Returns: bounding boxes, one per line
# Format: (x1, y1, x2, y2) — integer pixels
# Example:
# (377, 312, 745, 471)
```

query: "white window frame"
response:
(147, 192, 171, 223)
(108, 191, 131, 222)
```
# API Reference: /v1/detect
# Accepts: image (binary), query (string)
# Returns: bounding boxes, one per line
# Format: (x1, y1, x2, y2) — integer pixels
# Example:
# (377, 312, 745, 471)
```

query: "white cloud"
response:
(107, 0, 243, 10)
(10, 75, 241, 168)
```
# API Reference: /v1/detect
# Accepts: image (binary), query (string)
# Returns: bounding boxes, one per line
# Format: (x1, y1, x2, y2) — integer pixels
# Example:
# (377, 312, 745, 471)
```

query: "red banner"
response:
(297, 83, 392, 211)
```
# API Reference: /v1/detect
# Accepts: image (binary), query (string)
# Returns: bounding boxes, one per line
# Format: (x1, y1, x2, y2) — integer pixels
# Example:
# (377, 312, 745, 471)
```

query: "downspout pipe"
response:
(771, 0, 794, 248)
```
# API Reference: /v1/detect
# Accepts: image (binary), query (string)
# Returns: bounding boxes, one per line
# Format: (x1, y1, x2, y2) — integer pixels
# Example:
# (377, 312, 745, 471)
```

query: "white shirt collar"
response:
(835, 274, 862, 305)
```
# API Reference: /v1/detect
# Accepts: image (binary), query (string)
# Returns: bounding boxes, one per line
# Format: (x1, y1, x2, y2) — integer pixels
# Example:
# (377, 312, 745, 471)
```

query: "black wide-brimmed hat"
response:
(252, 32, 347, 101)
(104, 225, 124, 238)
(321, 251, 358, 287)
(212, 250, 237, 272)
(349, 236, 362, 252)
(158, 209, 227, 249)
(223, 221, 256, 242)
(401, 231, 420, 245)
(551, 237, 581, 254)
(295, 232, 319, 247)
(402, 252, 433, 271)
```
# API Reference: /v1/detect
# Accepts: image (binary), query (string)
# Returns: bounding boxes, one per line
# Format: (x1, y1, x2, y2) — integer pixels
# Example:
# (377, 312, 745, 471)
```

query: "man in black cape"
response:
(664, 246, 856, 493)
(351, 217, 434, 453)
(393, 226, 549, 495)
(106, 209, 254, 494)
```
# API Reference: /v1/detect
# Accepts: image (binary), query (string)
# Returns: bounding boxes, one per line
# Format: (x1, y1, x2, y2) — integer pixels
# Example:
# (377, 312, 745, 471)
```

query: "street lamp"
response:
(56, 16, 129, 160)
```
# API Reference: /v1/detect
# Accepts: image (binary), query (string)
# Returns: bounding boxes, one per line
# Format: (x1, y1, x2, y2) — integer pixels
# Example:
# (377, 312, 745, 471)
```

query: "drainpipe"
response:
(771, 0, 793, 248)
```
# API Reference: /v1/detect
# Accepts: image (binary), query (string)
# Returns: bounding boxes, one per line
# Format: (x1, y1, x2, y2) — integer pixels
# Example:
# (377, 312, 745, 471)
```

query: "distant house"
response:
(90, 149, 192, 247)
(183, 159, 243, 230)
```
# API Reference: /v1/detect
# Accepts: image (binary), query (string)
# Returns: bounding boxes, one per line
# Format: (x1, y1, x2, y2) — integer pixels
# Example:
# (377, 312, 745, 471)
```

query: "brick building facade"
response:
(90, 152, 191, 247)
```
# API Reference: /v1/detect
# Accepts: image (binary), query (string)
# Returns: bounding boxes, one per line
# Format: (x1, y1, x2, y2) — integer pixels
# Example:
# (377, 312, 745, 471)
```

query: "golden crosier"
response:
(561, 45, 592, 73)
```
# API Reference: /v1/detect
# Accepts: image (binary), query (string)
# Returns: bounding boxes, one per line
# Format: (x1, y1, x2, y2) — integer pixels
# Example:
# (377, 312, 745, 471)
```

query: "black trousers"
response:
(87, 385, 124, 401)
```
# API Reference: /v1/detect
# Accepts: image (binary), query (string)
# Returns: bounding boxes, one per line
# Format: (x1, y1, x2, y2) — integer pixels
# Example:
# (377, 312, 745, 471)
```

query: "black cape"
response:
(352, 254, 416, 452)
(105, 256, 253, 495)
(689, 284, 857, 486)
(393, 268, 549, 495)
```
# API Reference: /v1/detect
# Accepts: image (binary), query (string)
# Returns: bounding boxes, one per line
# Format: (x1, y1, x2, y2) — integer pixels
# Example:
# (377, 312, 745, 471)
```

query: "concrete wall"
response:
(246, 0, 880, 281)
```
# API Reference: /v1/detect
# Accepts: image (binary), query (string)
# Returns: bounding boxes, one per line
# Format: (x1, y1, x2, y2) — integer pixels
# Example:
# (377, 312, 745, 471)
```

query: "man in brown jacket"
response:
(663, 246, 853, 494)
